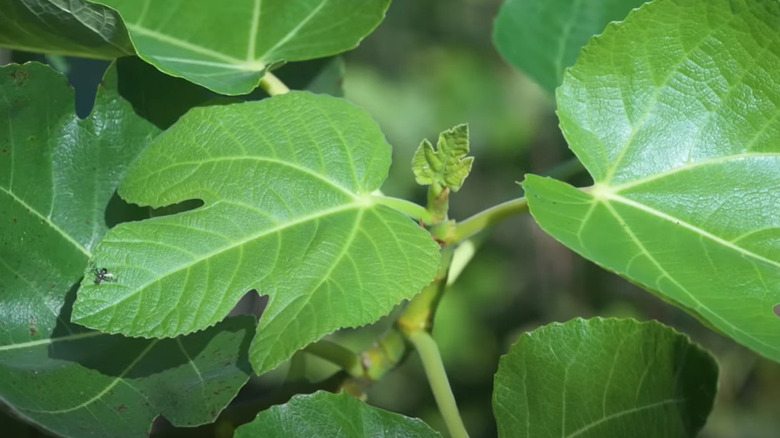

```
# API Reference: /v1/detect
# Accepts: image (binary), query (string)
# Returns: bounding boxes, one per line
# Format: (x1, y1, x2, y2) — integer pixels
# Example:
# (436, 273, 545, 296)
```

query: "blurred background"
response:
(2, 0, 778, 437)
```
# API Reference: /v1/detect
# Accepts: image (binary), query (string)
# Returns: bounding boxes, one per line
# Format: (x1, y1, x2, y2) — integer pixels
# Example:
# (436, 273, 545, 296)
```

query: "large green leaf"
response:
(71, 91, 441, 374)
(90, 0, 390, 95)
(525, 0, 780, 362)
(0, 63, 254, 437)
(493, 318, 718, 438)
(493, 0, 647, 92)
(0, 0, 132, 58)
(234, 391, 442, 438)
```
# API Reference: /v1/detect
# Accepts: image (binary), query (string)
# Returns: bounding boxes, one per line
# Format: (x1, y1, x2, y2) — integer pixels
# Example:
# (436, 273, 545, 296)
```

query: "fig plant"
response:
(0, 0, 777, 437)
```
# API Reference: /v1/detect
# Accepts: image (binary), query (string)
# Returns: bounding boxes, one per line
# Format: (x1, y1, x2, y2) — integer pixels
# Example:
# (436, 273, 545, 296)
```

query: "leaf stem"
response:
(371, 195, 434, 224)
(304, 340, 364, 378)
(397, 248, 453, 332)
(259, 72, 290, 96)
(452, 197, 528, 243)
(406, 330, 470, 438)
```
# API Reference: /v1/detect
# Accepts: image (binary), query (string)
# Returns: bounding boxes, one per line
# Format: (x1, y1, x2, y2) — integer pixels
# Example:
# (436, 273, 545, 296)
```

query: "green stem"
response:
(397, 248, 453, 332)
(259, 72, 290, 96)
(361, 329, 408, 381)
(452, 197, 528, 243)
(371, 195, 434, 224)
(304, 340, 364, 378)
(406, 330, 470, 438)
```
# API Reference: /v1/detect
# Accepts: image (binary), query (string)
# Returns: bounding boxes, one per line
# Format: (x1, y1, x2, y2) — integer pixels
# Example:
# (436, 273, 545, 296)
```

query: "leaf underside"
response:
(493, 318, 718, 438)
(0, 0, 133, 59)
(493, 0, 648, 92)
(91, 0, 391, 94)
(525, 0, 780, 362)
(72, 91, 440, 374)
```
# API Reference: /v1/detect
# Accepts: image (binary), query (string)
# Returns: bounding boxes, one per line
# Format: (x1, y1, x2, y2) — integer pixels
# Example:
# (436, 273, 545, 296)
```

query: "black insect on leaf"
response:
(93, 268, 115, 284)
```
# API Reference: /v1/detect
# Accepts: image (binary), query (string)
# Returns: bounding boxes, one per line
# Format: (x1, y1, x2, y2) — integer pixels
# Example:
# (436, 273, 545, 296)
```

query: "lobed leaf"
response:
(0, 0, 133, 59)
(90, 0, 391, 95)
(525, 0, 780, 362)
(234, 391, 442, 437)
(71, 91, 441, 374)
(493, 318, 718, 438)
(493, 0, 648, 92)
(0, 63, 253, 437)
(412, 124, 474, 193)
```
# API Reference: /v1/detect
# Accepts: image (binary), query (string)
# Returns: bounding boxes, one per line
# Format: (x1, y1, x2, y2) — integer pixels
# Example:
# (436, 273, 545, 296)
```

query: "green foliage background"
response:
(2, 0, 779, 437)
(340, 1, 780, 437)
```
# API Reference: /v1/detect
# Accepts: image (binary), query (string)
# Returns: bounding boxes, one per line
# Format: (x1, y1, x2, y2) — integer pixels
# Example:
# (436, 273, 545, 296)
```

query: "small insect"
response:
(93, 268, 116, 285)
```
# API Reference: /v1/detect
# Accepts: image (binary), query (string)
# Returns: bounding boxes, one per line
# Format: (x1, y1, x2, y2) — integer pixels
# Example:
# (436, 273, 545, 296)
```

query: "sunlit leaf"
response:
(493, 0, 647, 92)
(235, 391, 442, 438)
(71, 91, 441, 374)
(0, 0, 132, 58)
(90, 0, 390, 95)
(525, 0, 780, 362)
(0, 63, 253, 438)
(494, 318, 718, 438)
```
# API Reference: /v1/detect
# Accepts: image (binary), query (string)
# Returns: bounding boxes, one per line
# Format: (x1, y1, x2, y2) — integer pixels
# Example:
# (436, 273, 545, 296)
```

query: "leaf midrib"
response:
(592, 194, 779, 353)
(85, 201, 371, 316)
(607, 152, 780, 193)
(0, 186, 89, 256)
(255, 0, 329, 61)
(134, 154, 359, 202)
(600, 192, 780, 270)
(125, 0, 333, 71)
(24, 340, 159, 414)
(565, 397, 686, 438)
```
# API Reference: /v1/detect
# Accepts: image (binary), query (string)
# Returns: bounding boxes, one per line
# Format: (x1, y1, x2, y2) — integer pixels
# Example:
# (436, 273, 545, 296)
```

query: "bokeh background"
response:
(2, 0, 778, 437)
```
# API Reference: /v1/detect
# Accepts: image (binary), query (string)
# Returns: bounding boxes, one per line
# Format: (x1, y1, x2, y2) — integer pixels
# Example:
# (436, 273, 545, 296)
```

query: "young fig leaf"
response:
(412, 124, 474, 193)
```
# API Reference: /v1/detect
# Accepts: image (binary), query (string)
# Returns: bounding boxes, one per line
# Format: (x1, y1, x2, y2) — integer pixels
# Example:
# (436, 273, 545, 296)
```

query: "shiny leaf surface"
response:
(526, 0, 780, 362)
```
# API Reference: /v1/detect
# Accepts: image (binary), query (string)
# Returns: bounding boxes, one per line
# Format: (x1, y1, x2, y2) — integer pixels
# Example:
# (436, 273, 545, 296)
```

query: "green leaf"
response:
(525, 0, 780, 362)
(91, 0, 391, 95)
(234, 391, 442, 438)
(2, 317, 255, 438)
(115, 56, 345, 130)
(71, 91, 441, 374)
(0, 63, 253, 437)
(412, 124, 473, 192)
(0, 0, 133, 58)
(493, 318, 718, 438)
(493, 0, 647, 92)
